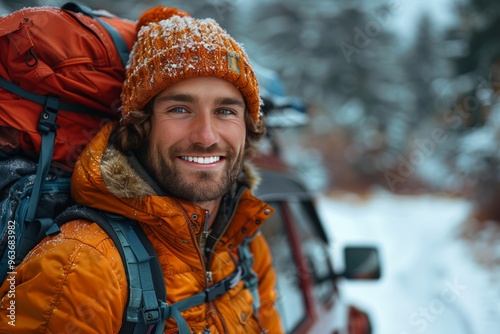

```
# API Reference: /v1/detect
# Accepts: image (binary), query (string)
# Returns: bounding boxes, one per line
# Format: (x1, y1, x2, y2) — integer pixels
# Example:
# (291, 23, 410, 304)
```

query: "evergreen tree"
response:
(447, 0, 500, 222)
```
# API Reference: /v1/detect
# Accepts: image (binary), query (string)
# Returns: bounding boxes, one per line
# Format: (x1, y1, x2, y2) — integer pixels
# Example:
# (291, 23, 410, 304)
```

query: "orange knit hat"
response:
(120, 6, 261, 126)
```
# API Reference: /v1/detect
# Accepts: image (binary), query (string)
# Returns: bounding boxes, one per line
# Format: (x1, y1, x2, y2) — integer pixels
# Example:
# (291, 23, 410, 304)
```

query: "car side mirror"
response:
(343, 246, 381, 280)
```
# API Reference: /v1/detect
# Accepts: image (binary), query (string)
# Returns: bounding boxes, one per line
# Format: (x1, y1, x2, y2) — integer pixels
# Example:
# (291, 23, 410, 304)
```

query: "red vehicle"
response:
(252, 64, 381, 334)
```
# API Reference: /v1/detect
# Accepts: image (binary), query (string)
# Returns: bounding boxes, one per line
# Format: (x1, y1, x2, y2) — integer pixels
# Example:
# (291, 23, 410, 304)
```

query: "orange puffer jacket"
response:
(0, 122, 284, 334)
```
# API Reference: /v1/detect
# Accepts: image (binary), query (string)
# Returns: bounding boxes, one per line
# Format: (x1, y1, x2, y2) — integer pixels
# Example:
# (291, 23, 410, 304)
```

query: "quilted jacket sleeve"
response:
(250, 232, 285, 334)
(0, 220, 128, 334)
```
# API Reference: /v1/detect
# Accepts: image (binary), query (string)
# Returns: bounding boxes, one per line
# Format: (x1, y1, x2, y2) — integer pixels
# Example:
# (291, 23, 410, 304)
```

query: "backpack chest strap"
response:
(168, 264, 244, 314)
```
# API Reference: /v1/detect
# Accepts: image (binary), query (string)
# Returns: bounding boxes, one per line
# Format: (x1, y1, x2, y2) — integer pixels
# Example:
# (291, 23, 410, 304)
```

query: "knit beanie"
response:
(120, 6, 261, 126)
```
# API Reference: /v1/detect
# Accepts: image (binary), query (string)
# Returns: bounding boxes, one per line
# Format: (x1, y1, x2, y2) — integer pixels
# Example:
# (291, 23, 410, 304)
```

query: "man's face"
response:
(144, 76, 247, 204)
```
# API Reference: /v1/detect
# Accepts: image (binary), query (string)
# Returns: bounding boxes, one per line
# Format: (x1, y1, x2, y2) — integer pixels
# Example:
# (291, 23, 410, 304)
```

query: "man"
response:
(0, 6, 284, 334)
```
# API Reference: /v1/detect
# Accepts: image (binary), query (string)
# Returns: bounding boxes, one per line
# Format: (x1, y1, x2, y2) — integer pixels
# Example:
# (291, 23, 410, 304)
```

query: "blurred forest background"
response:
(1, 0, 499, 226)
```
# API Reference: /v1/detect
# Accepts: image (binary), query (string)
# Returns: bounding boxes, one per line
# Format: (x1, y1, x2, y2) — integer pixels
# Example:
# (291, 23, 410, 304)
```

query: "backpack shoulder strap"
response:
(238, 235, 260, 313)
(25, 96, 60, 224)
(55, 205, 191, 334)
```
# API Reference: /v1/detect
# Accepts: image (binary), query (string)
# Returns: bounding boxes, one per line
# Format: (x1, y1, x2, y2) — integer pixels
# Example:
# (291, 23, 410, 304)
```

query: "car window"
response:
(260, 201, 307, 333)
(287, 201, 336, 305)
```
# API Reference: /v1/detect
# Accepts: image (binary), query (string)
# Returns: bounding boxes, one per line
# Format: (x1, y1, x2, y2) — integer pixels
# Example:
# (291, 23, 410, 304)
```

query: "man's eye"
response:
(218, 109, 235, 116)
(169, 107, 187, 113)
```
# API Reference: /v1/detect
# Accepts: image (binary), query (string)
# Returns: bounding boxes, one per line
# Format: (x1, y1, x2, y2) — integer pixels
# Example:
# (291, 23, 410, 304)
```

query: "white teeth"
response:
(181, 156, 221, 164)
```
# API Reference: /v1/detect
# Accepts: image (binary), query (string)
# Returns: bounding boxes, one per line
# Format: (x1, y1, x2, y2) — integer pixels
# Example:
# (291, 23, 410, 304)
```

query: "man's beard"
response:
(146, 143, 243, 203)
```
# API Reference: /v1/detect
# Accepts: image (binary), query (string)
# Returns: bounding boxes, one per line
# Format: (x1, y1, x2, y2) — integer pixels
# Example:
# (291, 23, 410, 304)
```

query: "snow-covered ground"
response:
(317, 190, 500, 334)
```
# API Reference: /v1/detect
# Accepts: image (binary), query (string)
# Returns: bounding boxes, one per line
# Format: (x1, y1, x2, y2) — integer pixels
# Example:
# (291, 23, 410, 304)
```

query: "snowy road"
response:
(317, 190, 500, 334)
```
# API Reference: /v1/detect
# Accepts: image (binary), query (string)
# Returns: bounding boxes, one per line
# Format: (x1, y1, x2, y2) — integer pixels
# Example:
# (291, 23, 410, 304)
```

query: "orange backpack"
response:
(0, 2, 136, 171)
(0, 1, 135, 294)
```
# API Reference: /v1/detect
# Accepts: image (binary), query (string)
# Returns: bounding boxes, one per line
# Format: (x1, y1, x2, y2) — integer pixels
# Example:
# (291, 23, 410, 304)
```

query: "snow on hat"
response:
(120, 6, 262, 126)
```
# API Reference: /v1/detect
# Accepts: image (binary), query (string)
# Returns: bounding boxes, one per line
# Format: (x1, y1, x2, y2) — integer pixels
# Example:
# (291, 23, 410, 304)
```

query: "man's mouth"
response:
(180, 156, 222, 164)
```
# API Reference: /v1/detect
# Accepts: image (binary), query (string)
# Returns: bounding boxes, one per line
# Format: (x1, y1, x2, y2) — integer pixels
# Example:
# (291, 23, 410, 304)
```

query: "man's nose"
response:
(189, 112, 220, 147)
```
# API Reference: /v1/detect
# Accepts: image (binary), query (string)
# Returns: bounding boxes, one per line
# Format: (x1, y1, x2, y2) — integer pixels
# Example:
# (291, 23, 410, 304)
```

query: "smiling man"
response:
(0, 6, 284, 334)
